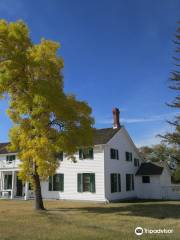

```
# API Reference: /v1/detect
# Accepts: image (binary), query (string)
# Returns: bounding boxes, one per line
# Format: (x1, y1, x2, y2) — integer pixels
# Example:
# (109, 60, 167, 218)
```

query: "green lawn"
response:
(0, 200, 180, 240)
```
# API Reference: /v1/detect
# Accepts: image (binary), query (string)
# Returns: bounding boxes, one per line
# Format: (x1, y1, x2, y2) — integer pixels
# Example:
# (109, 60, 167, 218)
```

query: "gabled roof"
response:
(93, 127, 120, 145)
(0, 127, 121, 154)
(136, 162, 163, 176)
(0, 142, 11, 154)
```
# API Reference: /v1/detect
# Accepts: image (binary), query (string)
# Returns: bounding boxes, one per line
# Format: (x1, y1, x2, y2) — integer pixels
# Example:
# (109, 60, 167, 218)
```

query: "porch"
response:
(0, 170, 34, 200)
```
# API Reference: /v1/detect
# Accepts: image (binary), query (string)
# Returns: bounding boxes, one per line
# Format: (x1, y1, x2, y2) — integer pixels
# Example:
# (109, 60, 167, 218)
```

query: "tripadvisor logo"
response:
(135, 226, 174, 236)
(135, 227, 143, 236)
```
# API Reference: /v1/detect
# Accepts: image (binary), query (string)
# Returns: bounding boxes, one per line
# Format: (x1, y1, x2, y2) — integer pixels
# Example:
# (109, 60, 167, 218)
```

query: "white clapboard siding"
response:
(104, 127, 143, 201)
(41, 145, 106, 201)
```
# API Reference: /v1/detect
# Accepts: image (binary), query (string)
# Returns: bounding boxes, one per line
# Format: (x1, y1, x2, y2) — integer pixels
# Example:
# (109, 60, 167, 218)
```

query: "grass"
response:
(0, 200, 180, 240)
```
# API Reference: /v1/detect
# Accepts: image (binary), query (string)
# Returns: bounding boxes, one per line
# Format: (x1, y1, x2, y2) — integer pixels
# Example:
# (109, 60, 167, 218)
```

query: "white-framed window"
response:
(6, 155, 16, 163)
(134, 158, 140, 167)
(49, 174, 64, 191)
(79, 148, 94, 160)
(77, 173, 95, 193)
(142, 176, 150, 183)
(125, 152, 132, 161)
(110, 148, 119, 160)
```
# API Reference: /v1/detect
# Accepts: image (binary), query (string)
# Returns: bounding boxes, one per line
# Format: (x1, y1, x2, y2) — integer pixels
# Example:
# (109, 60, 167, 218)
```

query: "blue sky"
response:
(0, 0, 180, 146)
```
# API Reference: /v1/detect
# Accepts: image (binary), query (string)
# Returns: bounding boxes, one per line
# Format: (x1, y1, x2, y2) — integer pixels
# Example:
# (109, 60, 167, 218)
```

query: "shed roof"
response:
(136, 162, 163, 175)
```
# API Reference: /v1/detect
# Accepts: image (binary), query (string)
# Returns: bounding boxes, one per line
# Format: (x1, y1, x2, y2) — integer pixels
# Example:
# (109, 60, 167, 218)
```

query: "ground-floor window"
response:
(49, 174, 64, 191)
(126, 174, 134, 191)
(111, 173, 121, 193)
(77, 173, 96, 193)
(142, 176, 150, 183)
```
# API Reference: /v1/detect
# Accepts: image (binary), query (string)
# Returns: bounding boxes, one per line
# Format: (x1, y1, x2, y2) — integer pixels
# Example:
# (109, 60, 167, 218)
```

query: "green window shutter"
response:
(132, 174, 134, 190)
(110, 149, 114, 159)
(77, 174, 83, 192)
(111, 173, 117, 193)
(79, 149, 83, 160)
(118, 174, 121, 192)
(110, 174, 114, 193)
(90, 173, 95, 193)
(117, 150, 119, 160)
(125, 152, 129, 161)
(49, 176, 53, 191)
(89, 148, 94, 159)
(126, 174, 130, 191)
(60, 174, 64, 191)
(53, 175, 58, 191)
(130, 153, 133, 161)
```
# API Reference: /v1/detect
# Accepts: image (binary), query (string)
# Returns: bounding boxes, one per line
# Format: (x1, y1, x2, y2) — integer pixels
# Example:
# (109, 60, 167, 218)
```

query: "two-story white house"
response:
(0, 108, 179, 201)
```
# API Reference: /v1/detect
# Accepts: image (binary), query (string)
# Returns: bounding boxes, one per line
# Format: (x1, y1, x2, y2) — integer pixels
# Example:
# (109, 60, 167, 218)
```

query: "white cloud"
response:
(135, 125, 174, 147)
(97, 111, 180, 125)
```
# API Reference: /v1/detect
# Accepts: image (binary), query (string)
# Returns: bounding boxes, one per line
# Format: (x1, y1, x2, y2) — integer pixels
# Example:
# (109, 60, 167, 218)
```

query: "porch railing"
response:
(0, 190, 13, 199)
(0, 160, 19, 169)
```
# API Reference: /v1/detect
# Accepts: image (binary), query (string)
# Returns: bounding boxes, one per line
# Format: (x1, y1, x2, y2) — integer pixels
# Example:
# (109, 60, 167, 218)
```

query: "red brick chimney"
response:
(112, 108, 120, 129)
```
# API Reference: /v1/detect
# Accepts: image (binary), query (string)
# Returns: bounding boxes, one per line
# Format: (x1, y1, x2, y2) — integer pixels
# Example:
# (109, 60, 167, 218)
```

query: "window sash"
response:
(79, 148, 94, 160)
(110, 149, 119, 160)
(142, 176, 150, 183)
(126, 152, 132, 161)
(134, 158, 139, 167)
(6, 155, 16, 162)
(49, 174, 64, 191)
(77, 173, 95, 193)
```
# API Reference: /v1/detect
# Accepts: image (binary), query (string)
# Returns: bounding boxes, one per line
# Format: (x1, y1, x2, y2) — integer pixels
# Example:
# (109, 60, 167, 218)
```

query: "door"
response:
(4, 174, 12, 189)
(16, 176, 23, 197)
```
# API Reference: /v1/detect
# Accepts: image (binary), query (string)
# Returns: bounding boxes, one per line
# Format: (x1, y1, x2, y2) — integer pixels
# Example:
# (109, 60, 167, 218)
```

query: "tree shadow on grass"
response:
(47, 201, 180, 220)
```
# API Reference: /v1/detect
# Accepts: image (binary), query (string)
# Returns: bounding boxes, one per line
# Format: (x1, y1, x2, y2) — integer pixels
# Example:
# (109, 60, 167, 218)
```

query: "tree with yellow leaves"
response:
(0, 20, 94, 210)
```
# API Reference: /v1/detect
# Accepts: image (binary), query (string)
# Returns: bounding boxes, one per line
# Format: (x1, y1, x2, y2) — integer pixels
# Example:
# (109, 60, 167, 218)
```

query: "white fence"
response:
(161, 185, 180, 200)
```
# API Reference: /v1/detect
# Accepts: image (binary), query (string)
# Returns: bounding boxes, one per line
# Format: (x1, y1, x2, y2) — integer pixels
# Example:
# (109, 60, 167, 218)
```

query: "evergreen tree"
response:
(160, 22, 180, 149)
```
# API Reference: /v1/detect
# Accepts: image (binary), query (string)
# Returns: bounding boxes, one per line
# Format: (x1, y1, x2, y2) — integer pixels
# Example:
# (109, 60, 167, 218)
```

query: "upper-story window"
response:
(110, 148, 119, 160)
(55, 152, 63, 161)
(79, 148, 94, 160)
(134, 158, 140, 167)
(6, 155, 16, 163)
(125, 152, 132, 162)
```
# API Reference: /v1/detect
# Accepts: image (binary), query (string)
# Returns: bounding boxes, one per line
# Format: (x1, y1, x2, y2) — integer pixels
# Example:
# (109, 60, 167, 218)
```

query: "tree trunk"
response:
(32, 166, 45, 210)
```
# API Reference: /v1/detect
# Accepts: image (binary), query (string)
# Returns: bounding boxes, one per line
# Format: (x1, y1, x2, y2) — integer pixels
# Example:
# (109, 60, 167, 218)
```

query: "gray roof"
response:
(136, 162, 163, 176)
(0, 142, 11, 154)
(0, 128, 120, 154)
(93, 127, 120, 145)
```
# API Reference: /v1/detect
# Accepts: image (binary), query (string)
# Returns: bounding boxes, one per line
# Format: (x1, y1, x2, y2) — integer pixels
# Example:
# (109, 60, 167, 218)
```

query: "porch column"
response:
(0, 171, 3, 190)
(24, 182, 29, 200)
(11, 171, 15, 199)
(1, 171, 4, 190)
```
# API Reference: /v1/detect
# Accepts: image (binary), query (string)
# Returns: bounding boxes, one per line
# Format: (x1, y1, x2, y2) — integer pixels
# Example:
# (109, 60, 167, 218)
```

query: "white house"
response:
(0, 108, 179, 201)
